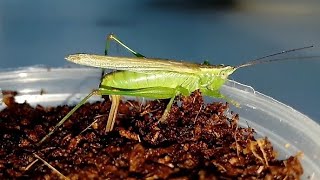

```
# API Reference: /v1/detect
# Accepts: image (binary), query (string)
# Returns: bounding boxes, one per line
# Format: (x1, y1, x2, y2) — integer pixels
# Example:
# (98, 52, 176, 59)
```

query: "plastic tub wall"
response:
(1, 67, 319, 179)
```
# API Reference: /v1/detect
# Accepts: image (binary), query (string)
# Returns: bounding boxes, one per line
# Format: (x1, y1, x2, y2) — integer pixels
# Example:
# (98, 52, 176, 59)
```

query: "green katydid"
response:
(36, 33, 313, 145)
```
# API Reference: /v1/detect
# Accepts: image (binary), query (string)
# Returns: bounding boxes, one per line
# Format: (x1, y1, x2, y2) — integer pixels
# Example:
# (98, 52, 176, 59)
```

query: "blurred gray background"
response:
(0, 0, 319, 123)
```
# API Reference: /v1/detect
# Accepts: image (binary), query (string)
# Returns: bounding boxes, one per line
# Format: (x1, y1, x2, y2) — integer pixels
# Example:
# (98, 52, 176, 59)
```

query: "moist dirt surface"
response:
(0, 91, 303, 179)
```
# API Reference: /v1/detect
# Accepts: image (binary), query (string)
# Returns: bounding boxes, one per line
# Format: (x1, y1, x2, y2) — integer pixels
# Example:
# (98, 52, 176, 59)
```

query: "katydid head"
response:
(219, 66, 238, 79)
(200, 65, 237, 91)
(200, 65, 237, 79)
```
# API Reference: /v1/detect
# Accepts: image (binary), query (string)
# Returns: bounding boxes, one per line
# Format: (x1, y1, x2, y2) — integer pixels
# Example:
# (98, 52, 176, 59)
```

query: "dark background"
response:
(0, 0, 319, 123)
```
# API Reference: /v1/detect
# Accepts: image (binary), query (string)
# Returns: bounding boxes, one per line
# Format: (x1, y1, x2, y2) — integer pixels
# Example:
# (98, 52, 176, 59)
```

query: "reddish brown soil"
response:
(0, 91, 303, 179)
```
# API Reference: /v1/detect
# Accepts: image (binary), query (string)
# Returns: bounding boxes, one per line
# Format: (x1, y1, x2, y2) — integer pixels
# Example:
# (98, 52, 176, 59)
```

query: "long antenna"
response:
(237, 45, 314, 68)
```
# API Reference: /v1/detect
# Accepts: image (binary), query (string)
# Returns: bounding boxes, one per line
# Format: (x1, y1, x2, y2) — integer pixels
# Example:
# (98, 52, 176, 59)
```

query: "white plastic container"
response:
(1, 67, 319, 179)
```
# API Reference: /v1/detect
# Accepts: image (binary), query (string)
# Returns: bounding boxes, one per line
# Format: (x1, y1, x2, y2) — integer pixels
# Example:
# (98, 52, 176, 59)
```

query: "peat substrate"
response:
(0, 91, 303, 179)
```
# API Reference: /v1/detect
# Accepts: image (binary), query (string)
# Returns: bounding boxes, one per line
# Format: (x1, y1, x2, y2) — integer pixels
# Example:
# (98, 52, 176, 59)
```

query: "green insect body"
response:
(99, 67, 236, 99)
(36, 33, 312, 146)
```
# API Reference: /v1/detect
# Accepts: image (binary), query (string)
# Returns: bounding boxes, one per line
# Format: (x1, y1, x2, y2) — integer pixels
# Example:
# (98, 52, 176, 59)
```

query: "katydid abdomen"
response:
(100, 70, 201, 99)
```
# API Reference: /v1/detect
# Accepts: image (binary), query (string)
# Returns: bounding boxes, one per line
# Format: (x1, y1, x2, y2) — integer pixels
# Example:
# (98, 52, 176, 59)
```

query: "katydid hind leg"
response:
(37, 90, 100, 146)
(37, 86, 181, 145)
(98, 86, 178, 99)
(105, 95, 121, 132)
(98, 86, 177, 132)
(99, 86, 183, 124)
(105, 33, 145, 58)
